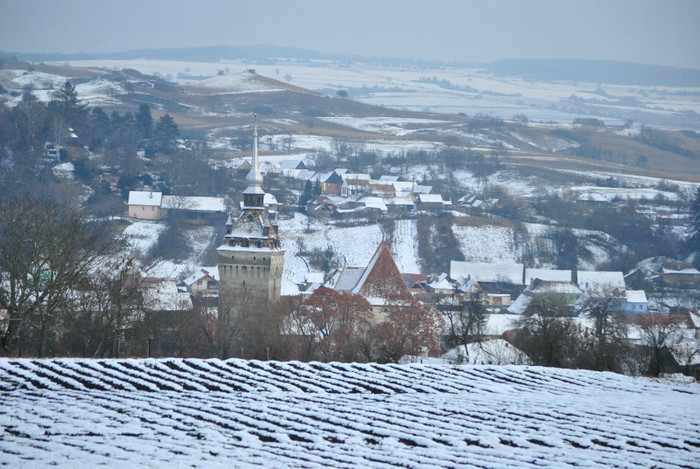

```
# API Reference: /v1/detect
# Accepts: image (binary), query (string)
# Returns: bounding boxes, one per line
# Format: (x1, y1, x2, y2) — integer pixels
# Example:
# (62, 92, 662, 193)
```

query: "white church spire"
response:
(243, 113, 265, 206)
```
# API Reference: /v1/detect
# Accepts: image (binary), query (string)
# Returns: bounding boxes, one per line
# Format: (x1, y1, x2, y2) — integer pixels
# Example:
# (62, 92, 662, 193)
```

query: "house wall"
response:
(663, 273, 700, 286)
(623, 302, 649, 314)
(128, 204, 161, 220)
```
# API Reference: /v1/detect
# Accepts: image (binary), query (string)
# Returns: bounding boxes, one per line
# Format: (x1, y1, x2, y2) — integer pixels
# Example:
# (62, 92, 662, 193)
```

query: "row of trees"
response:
(437, 286, 698, 377)
(217, 286, 444, 363)
(1, 81, 179, 159)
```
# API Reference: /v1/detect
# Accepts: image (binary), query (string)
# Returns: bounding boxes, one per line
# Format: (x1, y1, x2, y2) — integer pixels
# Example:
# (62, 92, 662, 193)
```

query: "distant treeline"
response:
(488, 59, 700, 87)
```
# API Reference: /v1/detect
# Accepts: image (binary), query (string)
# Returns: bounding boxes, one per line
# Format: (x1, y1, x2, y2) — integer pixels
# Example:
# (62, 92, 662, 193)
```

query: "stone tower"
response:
(217, 116, 285, 312)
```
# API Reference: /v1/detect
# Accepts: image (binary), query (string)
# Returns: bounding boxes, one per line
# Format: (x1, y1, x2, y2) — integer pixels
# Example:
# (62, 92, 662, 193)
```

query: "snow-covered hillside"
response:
(0, 359, 698, 468)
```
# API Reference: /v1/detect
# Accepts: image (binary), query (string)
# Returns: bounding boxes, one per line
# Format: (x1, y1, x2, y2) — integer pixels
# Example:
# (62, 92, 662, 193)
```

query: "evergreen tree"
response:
(312, 178, 322, 196)
(134, 103, 153, 147)
(154, 114, 179, 154)
(47, 81, 86, 147)
(299, 180, 313, 206)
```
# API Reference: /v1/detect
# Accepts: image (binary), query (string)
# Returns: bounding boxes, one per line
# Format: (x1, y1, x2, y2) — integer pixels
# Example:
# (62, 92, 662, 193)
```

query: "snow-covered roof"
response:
(450, 261, 524, 285)
(577, 271, 626, 292)
(305, 272, 325, 284)
(412, 184, 432, 194)
(263, 193, 278, 206)
(418, 193, 444, 203)
(525, 268, 572, 285)
(128, 190, 162, 207)
(385, 196, 415, 207)
(341, 172, 370, 181)
(161, 196, 226, 212)
(334, 266, 366, 292)
(357, 196, 388, 212)
(182, 267, 220, 286)
(531, 281, 582, 295)
(378, 175, 399, 182)
(507, 294, 532, 314)
(281, 278, 301, 297)
(662, 266, 700, 275)
(294, 169, 317, 181)
(279, 159, 305, 170)
(626, 290, 648, 303)
(429, 277, 454, 292)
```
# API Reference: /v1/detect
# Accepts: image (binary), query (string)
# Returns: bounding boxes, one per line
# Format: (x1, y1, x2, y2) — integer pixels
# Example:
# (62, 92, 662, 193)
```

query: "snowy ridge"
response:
(1, 359, 699, 468)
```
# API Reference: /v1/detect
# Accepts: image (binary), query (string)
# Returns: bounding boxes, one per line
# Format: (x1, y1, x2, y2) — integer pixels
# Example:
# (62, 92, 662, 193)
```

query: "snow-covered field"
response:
(391, 219, 421, 273)
(279, 213, 384, 283)
(453, 224, 520, 263)
(121, 221, 166, 256)
(1, 358, 698, 468)
(45, 58, 700, 129)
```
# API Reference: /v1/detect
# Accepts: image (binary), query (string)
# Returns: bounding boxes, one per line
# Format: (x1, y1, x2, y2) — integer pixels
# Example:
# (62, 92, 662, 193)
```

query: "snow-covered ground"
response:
(45, 58, 700, 129)
(453, 224, 520, 263)
(1, 358, 698, 468)
(391, 219, 421, 273)
(121, 221, 166, 256)
(279, 213, 384, 283)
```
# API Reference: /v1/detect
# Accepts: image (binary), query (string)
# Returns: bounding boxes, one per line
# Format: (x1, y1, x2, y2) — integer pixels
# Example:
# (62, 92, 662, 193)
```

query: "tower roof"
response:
(244, 114, 264, 195)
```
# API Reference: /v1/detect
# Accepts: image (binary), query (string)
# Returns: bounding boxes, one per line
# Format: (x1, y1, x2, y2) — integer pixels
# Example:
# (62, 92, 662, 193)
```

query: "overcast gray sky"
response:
(2, 0, 699, 69)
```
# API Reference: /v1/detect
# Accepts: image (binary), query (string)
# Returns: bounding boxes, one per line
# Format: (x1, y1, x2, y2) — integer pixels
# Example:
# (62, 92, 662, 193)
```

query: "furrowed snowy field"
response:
(1, 359, 699, 468)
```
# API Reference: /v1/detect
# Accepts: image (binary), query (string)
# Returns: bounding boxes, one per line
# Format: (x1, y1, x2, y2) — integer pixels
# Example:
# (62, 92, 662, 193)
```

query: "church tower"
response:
(218, 115, 285, 312)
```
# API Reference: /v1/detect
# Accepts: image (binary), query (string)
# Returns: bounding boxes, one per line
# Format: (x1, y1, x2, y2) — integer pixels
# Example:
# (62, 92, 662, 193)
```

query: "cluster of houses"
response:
(226, 157, 457, 219)
(177, 241, 699, 370)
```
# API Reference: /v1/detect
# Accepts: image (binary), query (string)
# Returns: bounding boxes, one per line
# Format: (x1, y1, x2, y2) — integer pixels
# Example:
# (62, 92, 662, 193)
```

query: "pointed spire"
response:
(244, 113, 265, 204)
(253, 113, 259, 174)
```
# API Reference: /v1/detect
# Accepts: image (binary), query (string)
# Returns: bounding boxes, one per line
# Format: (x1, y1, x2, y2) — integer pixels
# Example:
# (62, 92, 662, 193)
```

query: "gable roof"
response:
(182, 268, 219, 286)
(161, 196, 226, 212)
(577, 271, 626, 292)
(450, 261, 524, 285)
(335, 242, 411, 300)
(525, 268, 572, 285)
(128, 190, 162, 207)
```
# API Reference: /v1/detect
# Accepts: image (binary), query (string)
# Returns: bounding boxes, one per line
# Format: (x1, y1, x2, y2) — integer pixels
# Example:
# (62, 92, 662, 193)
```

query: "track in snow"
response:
(1, 359, 699, 468)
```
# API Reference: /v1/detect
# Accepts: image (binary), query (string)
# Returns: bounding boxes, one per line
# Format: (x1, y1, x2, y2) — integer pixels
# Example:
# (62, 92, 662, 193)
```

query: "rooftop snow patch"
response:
(0, 359, 698, 468)
(127, 190, 162, 206)
(450, 261, 524, 285)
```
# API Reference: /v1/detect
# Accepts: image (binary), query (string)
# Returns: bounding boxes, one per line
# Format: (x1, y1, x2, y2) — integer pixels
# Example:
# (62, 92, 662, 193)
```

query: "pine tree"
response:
(134, 103, 153, 147)
(154, 114, 179, 154)
(47, 81, 87, 147)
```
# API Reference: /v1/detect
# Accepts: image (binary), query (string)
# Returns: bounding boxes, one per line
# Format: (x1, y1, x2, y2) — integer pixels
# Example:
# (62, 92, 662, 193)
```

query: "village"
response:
(122, 126, 700, 375)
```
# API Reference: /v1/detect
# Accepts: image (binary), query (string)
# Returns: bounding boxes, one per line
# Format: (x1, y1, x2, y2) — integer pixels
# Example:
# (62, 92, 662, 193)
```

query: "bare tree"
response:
(636, 315, 686, 377)
(441, 288, 488, 362)
(513, 292, 580, 367)
(0, 194, 107, 356)
(579, 292, 630, 372)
